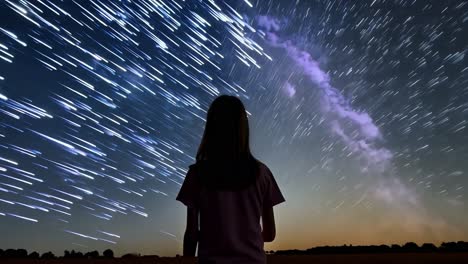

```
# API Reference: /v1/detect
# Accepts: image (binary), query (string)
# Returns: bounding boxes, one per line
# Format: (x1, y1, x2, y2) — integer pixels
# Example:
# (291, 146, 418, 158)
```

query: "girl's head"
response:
(196, 95, 252, 162)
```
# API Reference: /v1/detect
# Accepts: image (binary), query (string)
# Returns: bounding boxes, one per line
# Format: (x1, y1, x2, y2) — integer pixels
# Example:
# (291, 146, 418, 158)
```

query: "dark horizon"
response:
(2, 241, 468, 259)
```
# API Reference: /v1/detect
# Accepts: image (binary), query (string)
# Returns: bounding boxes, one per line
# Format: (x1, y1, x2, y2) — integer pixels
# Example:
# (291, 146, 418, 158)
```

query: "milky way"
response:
(1, 0, 467, 256)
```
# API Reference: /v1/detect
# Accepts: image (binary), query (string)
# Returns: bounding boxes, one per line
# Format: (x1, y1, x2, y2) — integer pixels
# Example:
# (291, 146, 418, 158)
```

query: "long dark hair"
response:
(195, 95, 258, 190)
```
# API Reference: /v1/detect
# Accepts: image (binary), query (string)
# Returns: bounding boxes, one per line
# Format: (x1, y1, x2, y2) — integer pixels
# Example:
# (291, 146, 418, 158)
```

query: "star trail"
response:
(1, 0, 467, 257)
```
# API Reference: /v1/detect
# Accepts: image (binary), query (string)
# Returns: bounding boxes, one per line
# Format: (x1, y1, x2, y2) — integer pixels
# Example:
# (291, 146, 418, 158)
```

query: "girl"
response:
(176, 95, 285, 264)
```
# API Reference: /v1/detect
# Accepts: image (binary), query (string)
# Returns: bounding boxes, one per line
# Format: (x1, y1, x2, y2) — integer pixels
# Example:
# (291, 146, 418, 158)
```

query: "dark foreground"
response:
(3, 253, 468, 264)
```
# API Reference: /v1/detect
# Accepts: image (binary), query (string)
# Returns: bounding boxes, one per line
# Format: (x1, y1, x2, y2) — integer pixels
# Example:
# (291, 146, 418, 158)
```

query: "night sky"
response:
(1, 0, 467, 257)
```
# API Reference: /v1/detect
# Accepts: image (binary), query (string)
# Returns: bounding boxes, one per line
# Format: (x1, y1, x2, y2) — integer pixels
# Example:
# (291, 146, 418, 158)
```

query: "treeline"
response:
(271, 241, 468, 255)
(2, 241, 468, 258)
(0, 249, 114, 259)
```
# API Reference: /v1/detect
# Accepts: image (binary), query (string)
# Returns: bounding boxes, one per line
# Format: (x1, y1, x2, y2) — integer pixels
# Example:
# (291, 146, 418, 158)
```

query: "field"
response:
(3, 253, 468, 264)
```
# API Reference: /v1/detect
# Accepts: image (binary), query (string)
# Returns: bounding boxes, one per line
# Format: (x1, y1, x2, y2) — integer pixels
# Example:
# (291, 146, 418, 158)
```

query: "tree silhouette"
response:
(272, 241, 468, 255)
(457, 241, 468, 251)
(421, 243, 437, 252)
(402, 242, 419, 252)
(41, 251, 55, 259)
(391, 244, 401, 251)
(4, 249, 18, 258)
(16, 249, 27, 258)
(28, 251, 39, 259)
(103, 249, 114, 258)
(67, 249, 84, 258)
(1, 240, 468, 258)
(440, 241, 468, 252)
(84, 250, 99, 258)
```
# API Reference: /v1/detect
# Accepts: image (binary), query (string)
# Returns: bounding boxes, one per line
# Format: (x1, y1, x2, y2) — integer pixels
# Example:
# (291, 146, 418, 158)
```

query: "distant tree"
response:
(28, 251, 40, 259)
(402, 242, 419, 252)
(441, 241, 468, 252)
(421, 243, 437, 252)
(64, 250, 70, 258)
(16, 249, 28, 258)
(68, 250, 84, 258)
(103, 249, 114, 258)
(391, 244, 401, 250)
(4, 249, 17, 258)
(457, 241, 468, 251)
(441, 242, 458, 252)
(0, 248, 3, 258)
(84, 250, 99, 258)
(378, 244, 390, 252)
(41, 251, 56, 259)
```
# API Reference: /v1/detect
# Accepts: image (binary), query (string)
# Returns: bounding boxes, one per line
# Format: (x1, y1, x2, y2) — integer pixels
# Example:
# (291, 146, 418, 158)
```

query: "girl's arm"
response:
(183, 206, 199, 256)
(262, 205, 276, 242)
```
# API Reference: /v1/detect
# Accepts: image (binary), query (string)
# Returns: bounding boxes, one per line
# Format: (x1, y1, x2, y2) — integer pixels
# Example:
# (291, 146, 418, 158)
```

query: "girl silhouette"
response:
(176, 95, 285, 264)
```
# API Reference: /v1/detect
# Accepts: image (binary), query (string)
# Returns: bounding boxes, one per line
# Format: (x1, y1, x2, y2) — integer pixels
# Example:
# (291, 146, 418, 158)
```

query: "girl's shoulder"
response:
(255, 160, 272, 174)
(189, 159, 271, 170)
